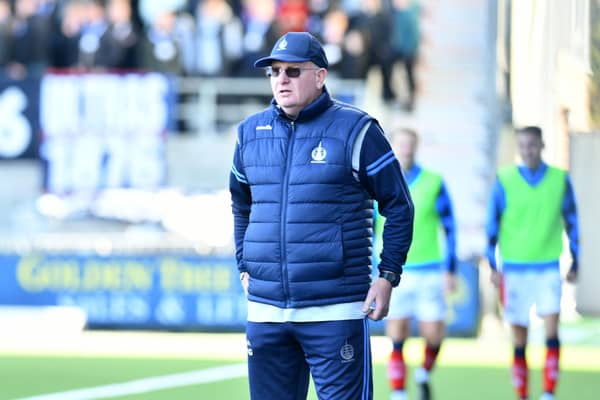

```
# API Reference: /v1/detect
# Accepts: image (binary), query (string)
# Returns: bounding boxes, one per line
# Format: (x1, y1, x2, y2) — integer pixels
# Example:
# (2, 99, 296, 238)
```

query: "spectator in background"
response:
(361, 0, 396, 104)
(8, 0, 51, 78)
(390, 0, 422, 112)
(320, 6, 347, 75)
(305, 0, 330, 34)
(138, 8, 195, 75)
(275, 0, 308, 34)
(237, 0, 277, 76)
(49, 0, 85, 68)
(103, 0, 140, 69)
(192, 0, 243, 77)
(188, 0, 243, 17)
(377, 128, 457, 400)
(137, 0, 186, 28)
(0, 0, 12, 71)
(77, 0, 110, 68)
(37, 0, 58, 17)
(340, 0, 362, 19)
(321, 6, 368, 80)
(486, 126, 579, 400)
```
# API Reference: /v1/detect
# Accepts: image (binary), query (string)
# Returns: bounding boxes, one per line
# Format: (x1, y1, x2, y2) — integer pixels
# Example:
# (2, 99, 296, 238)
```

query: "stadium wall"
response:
(570, 132, 600, 316)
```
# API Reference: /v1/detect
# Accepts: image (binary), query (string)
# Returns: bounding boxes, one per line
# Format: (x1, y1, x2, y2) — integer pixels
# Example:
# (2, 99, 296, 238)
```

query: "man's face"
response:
(391, 131, 417, 171)
(516, 131, 543, 169)
(269, 61, 326, 118)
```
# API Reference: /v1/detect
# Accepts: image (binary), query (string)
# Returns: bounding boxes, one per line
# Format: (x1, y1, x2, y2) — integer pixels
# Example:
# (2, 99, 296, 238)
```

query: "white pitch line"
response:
(12, 363, 247, 400)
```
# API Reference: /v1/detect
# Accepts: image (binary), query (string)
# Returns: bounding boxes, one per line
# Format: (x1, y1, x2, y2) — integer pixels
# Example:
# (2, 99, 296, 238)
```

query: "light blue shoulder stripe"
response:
(366, 155, 396, 176)
(231, 165, 247, 184)
(366, 150, 395, 173)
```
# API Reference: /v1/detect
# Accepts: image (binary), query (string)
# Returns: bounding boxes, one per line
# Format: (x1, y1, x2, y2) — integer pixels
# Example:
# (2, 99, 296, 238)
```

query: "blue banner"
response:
(0, 254, 246, 330)
(0, 254, 479, 335)
(39, 72, 175, 194)
(0, 77, 40, 159)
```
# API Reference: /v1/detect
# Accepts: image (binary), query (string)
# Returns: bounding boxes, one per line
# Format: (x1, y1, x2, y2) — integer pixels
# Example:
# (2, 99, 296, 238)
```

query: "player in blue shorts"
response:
(375, 128, 457, 400)
(230, 32, 414, 400)
(486, 126, 579, 400)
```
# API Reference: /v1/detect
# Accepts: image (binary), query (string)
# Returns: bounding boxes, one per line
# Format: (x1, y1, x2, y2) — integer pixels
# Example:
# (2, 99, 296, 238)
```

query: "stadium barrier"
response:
(176, 76, 366, 134)
(0, 252, 479, 336)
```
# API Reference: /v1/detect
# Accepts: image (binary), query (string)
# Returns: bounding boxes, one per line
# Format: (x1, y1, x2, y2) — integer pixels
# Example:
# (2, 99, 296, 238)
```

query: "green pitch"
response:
(1, 336, 599, 400)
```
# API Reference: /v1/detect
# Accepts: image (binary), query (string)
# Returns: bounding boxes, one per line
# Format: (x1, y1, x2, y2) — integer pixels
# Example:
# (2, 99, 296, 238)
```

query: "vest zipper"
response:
(280, 120, 295, 306)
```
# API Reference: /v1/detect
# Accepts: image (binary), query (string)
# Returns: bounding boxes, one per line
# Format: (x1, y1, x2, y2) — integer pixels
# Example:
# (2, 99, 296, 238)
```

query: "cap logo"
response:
(277, 38, 288, 51)
(253, 32, 328, 69)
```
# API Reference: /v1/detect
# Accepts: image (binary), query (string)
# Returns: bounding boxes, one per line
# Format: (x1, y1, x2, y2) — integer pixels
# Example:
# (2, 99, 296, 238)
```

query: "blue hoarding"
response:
(0, 253, 245, 330)
(368, 261, 480, 336)
(0, 254, 479, 335)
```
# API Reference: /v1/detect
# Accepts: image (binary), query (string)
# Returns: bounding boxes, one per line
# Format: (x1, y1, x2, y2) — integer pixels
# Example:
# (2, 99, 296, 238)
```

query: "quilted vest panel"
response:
(238, 99, 375, 307)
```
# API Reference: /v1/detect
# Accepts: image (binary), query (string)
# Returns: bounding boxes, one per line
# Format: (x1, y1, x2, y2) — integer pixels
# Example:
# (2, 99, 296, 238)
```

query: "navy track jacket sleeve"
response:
(563, 175, 579, 271)
(486, 178, 504, 271)
(358, 122, 414, 275)
(230, 132, 251, 273)
(436, 182, 457, 274)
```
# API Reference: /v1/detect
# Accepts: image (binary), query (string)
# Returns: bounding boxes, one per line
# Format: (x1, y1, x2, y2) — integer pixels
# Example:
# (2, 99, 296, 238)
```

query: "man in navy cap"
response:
(230, 31, 414, 400)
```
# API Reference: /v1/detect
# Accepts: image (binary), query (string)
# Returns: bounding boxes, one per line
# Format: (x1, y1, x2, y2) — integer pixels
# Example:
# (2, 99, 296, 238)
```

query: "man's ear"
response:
(316, 69, 327, 89)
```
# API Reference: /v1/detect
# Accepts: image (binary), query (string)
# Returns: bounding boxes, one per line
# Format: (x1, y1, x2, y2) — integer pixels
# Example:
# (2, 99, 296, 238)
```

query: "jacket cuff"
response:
(377, 263, 402, 275)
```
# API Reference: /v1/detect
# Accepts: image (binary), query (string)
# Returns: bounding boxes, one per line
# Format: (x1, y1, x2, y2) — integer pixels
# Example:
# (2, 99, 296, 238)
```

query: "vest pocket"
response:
(286, 223, 344, 281)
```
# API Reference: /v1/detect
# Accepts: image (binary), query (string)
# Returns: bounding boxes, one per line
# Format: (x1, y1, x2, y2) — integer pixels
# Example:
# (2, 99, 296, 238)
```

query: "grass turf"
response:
(1, 346, 599, 400)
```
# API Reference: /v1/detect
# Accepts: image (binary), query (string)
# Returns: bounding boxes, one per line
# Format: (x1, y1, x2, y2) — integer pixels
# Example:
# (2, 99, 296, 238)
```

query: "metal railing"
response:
(176, 77, 367, 134)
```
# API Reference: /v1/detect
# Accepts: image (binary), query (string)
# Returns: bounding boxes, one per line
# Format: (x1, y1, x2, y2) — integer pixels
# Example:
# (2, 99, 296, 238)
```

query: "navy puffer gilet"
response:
(238, 91, 374, 308)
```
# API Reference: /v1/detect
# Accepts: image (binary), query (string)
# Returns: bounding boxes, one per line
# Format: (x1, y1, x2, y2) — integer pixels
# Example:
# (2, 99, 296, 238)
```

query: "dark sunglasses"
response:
(265, 66, 321, 78)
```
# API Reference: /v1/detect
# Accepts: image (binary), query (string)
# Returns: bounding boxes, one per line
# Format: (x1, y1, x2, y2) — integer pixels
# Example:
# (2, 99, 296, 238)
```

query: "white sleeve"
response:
(351, 121, 371, 181)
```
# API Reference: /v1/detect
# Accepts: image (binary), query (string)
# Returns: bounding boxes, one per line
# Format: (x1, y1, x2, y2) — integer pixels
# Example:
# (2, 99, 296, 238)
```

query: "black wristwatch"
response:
(379, 270, 401, 287)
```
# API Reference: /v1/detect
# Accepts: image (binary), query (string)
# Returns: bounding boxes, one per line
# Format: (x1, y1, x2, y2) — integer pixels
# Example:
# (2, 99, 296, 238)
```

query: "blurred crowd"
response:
(0, 0, 422, 107)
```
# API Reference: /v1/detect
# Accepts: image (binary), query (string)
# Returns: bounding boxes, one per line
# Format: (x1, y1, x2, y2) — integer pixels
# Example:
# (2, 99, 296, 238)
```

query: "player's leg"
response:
(411, 320, 444, 400)
(246, 321, 310, 400)
(385, 317, 411, 400)
(511, 324, 529, 400)
(413, 271, 446, 400)
(503, 271, 534, 400)
(299, 318, 373, 400)
(536, 268, 562, 400)
(539, 314, 560, 400)
(386, 271, 418, 400)
(418, 320, 444, 372)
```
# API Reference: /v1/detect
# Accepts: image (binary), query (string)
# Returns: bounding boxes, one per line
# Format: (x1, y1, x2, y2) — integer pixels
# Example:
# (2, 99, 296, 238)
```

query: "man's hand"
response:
(566, 268, 577, 283)
(444, 272, 457, 295)
(240, 272, 249, 296)
(362, 278, 393, 321)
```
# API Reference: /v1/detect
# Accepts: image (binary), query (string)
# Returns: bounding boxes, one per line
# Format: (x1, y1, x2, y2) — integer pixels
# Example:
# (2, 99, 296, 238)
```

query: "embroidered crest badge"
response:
(311, 141, 327, 164)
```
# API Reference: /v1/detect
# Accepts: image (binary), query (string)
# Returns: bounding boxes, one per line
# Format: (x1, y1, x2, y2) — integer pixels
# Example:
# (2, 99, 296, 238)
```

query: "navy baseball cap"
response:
(254, 32, 328, 69)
